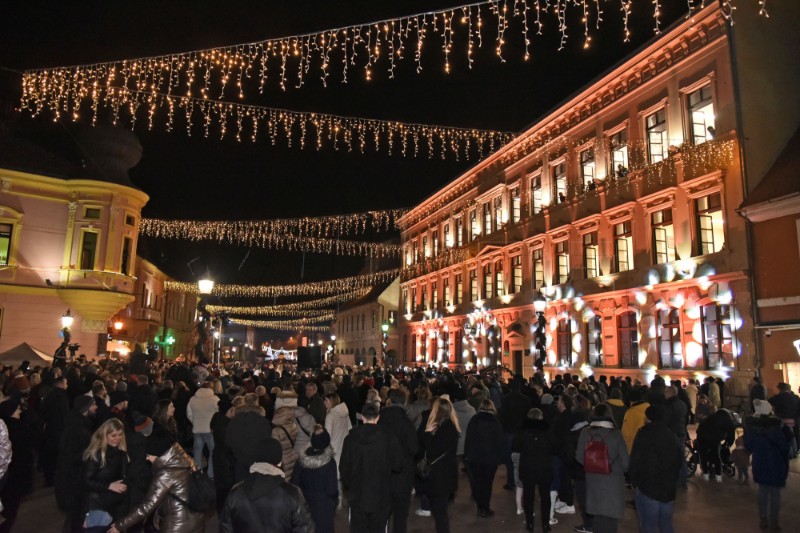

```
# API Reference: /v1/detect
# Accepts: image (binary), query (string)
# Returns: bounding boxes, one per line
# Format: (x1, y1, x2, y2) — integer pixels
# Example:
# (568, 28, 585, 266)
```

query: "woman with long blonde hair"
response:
(420, 397, 461, 533)
(82, 418, 130, 524)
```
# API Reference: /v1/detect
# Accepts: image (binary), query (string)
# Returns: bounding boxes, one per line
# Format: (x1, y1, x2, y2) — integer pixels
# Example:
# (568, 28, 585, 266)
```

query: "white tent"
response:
(0, 342, 54, 368)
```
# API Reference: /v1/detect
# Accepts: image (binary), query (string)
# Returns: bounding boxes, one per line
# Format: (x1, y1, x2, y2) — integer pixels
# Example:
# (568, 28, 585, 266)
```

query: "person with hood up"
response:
(272, 390, 301, 480)
(55, 395, 97, 532)
(378, 388, 419, 533)
(109, 434, 205, 533)
(324, 392, 352, 510)
(744, 399, 793, 531)
(576, 404, 629, 533)
(291, 426, 339, 533)
(186, 381, 219, 479)
(513, 408, 557, 532)
(220, 436, 314, 533)
(226, 393, 271, 482)
(629, 405, 683, 533)
(340, 402, 403, 533)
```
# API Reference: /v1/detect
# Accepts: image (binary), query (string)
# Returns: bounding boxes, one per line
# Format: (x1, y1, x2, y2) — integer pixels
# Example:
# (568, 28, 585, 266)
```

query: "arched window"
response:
(557, 318, 572, 366)
(658, 308, 682, 368)
(587, 315, 603, 366)
(618, 311, 639, 368)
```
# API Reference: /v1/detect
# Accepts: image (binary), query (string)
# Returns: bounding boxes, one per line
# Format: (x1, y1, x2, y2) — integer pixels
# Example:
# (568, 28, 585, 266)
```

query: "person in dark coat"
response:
(420, 397, 460, 533)
(498, 380, 531, 489)
(696, 407, 736, 481)
(40, 375, 70, 486)
(512, 408, 557, 532)
(629, 405, 683, 533)
(0, 398, 40, 532)
(82, 418, 130, 522)
(464, 399, 506, 517)
(768, 382, 800, 455)
(661, 386, 688, 487)
(220, 437, 313, 533)
(226, 399, 272, 482)
(340, 402, 403, 533)
(299, 382, 327, 424)
(291, 426, 339, 533)
(129, 376, 160, 420)
(126, 413, 155, 513)
(210, 399, 236, 512)
(744, 399, 793, 530)
(128, 344, 156, 377)
(336, 375, 360, 427)
(378, 389, 419, 533)
(55, 395, 97, 532)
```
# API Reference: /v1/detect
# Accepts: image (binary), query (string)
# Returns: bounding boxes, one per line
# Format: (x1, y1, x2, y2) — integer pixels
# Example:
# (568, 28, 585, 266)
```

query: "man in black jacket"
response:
(54, 396, 96, 532)
(379, 389, 419, 533)
(40, 375, 70, 486)
(220, 436, 314, 533)
(340, 402, 402, 533)
(498, 380, 532, 489)
(662, 386, 689, 487)
(629, 405, 683, 533)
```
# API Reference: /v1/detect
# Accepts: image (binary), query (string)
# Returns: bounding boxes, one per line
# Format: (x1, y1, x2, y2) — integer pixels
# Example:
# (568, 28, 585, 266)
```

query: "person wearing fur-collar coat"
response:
(291, 426, 339, 533)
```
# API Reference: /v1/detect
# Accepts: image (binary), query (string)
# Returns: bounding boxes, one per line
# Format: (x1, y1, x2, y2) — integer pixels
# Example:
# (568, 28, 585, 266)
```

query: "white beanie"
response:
(753, 399, 773, 417)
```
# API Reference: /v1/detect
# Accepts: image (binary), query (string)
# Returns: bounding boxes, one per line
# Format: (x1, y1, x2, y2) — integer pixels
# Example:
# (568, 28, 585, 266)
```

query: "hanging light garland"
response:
(21, 1, 767, 124)
(165, 268, 400, 298)
(208, 306, 334, 318)
(141, 219, 402, 257)
(143, 209, 405, 238)
(232, 318, 333, 332)
(206, 288, 371, 315)
(26, 85, 512, 159)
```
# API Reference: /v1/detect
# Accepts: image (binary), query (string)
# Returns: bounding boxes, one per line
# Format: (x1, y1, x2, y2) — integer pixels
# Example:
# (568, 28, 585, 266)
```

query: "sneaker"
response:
(550, 517, 559, 526)
(554, 500, 567, 510)
(517, 507, 524, 515)
(715, 475, 723, 483)
(415, 509, 431, 517)
(555, 504, 576, 515)
(575, 526, 593, 533)
(702, 473, 710, 481)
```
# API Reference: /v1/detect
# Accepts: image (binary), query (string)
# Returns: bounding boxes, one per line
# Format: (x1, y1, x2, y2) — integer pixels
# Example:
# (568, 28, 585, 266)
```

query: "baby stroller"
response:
(686, 437, 735, 478)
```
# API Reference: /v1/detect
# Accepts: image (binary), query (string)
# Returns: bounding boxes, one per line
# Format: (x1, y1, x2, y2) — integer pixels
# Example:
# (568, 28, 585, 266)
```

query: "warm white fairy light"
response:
(165, 268, 401, 298)
(232, 318, 332, 332)
(206, 288, 371, 316)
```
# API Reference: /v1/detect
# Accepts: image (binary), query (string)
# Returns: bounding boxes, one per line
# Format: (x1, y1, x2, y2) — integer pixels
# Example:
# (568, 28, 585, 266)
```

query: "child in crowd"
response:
(731, 434, 751, 485)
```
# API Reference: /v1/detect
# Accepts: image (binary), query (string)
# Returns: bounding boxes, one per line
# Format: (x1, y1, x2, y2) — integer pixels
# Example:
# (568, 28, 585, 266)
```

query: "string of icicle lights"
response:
(21, 1, 769, 121)
(165, 268, 400, 298)
(231, 319, 332, 332)
(206, 288, 371, 315)
(24, 86, 511, 159)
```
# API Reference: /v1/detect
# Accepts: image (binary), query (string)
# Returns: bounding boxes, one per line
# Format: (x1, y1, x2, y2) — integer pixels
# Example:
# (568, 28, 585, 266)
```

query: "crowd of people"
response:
(0, 347, 797, 533)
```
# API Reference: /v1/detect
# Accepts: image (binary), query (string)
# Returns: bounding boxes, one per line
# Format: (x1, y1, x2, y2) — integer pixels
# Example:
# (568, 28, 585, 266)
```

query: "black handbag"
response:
(416, 451, 447, 480)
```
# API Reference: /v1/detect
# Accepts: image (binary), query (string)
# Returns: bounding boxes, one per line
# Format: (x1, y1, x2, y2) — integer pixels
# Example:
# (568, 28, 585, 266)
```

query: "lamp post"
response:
(381, 322, 389, 368)
(533, 292, 547, 371)
(195, 274, 215, 364)
(54, 309, 75, 367)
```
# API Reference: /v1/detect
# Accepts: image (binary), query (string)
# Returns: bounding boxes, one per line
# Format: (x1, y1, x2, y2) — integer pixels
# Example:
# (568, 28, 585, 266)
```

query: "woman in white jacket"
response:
(324, 392, 351, 510)
(186, 383, 219, 478)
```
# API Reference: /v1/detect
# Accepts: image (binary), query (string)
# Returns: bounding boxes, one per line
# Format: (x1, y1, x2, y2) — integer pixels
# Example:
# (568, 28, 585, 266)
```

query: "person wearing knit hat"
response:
(132, 413, 154, 437)
(292, 426, 338, 533)
(109, 390, 128, 409)
(219, 437, 315, 532)
(744, 397, 793, 530)
(74, 395, 96, 416)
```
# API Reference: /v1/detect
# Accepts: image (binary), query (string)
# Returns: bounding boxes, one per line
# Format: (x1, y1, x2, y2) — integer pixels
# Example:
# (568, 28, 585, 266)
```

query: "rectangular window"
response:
(402, 288, 409, 314)
(84, 207, 101, 220)
(646, 109, 668, 163)
(696, 192, 724, 255)
(511, 256, 522, 293)
(456, 218, 464, 246)
(658, 308, 683, 369)
(583, 232, 599, 278)
(412, 240, 419, 263)
(511, 187, 521, 223)
(609, 128, 629, 177)
(614, 221, 633, 272)
(470, 209, 479, 239)
(580, 148, 595, 191)
(421, 285, 428, 310)
(555, 240, 570, 284)
(0, 223, 12, 266)
(125, 214, 136, 226)
(483, 264, 493, 299)
(530, 174, 543, 215)
(557, 318, 572, 366)
(404, 246, 411, 266)
(456, 273, 464, 304)
(411, 287, 417, 312)
(469, 270, 478, 302)
(618, 311, 639, 368)
(553, 162, 567, 203)
(702, 304, 735, 368)
(494, 196, 504, 229)
(444, 224, 451, 248)
(431, 281, 438, 309)
(587, 316, 603, 366)
(432, 230, 439, 256)
(532, 248, 545, 290)
(652, 208, 676, 264)
(494, 260, 504, 296)
(483, 203, 492, 236)
(423, 235, 429, 258)
(79, 231, 99, 270)
(443, 278, 451, 307)
(688, 85, 715, 145)
(121, 236, 133, 276)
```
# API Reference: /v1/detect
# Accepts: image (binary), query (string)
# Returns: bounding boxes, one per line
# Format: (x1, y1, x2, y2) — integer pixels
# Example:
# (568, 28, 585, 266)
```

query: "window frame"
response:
(532, 247, 545, 290)
(557, 318, 572, 367)
(78, 228, 101, 271)
(587, 315, 603, 366)
(651, 208, 676, 264)
(618, 311, 640, 368)
(511, 255, 522, 293)
(658, 307, 683, 369)
(695, 192, 724, 255)
(583, 231, 599, 279)
(701, 303, 735, 369)
(530, 172, 543, 215)
(552, 161, 567, 204)
(644, 107, 669, 164)
(555, 240, 570, 285)
(614, 220, 634, 273)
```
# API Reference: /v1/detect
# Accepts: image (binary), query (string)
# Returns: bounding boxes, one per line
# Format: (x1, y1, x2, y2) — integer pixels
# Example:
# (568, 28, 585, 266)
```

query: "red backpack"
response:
(583, 429, 612, 475)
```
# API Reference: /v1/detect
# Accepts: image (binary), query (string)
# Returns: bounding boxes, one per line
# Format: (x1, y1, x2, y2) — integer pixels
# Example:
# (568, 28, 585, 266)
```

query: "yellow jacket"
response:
(621, 401, 650, 453)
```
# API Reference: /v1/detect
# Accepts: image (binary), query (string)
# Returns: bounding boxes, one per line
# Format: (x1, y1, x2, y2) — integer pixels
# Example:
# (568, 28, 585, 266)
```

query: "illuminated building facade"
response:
(397, 3, 800, 399)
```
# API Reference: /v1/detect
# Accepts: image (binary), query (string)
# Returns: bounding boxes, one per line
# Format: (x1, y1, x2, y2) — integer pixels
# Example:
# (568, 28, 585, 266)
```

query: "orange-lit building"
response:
(397, 3, 800, 401)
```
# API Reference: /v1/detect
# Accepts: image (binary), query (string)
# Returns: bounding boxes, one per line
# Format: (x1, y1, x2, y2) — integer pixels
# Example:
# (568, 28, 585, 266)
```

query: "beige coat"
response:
(272, 404, 299, 479)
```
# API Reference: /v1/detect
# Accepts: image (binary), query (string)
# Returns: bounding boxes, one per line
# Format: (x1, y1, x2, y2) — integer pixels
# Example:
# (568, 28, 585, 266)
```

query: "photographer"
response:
(129, 344, 157, 377)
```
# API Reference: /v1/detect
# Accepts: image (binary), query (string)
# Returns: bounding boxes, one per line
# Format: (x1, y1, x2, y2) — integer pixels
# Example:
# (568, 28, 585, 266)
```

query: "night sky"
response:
(0, 1, 688, 330)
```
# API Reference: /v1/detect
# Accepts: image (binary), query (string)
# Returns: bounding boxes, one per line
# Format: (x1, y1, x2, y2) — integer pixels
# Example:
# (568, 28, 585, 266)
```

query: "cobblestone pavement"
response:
(12, 457, 800, 533)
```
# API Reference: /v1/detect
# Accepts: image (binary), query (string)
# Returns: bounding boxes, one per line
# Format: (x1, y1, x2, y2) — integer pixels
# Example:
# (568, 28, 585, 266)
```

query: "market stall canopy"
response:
(0, 342, 54, 368)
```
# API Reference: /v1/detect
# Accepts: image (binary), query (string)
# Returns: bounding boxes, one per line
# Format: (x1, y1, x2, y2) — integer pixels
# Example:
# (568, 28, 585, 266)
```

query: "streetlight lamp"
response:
(381, 322, 390, 368)
(533, 292, 547, 371)
(194, 273, 215, 364)
(54, 309, 76, 367)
